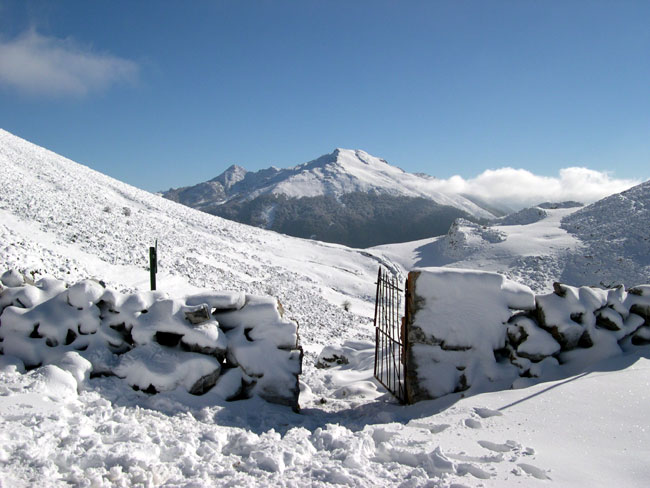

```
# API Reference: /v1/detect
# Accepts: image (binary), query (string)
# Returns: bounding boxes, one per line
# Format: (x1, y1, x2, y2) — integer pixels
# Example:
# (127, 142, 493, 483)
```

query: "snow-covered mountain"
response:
(166, 149, 494, 216)
(163, 149, 496, 247)
(1, 129, 649, 487)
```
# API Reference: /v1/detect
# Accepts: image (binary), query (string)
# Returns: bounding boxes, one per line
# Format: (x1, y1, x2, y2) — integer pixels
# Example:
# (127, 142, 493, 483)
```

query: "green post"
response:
(149, 240, 158, 291)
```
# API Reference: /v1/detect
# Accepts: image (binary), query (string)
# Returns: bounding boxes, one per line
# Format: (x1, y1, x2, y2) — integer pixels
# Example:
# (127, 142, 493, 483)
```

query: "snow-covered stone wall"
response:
(0, 270, 302, 410)
(405, 268, 650, 403)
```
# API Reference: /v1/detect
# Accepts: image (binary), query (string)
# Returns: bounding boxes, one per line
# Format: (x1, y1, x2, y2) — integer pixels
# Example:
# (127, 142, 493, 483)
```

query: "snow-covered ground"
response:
(374, 192, 648, 294)
(373, 209, 581, 293)
(1, 129, 649, 487)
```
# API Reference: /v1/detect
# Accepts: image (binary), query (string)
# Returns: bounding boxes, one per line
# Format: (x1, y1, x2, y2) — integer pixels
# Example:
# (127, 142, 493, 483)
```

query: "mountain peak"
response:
(328, 148, 393, 170)
(212, 164, 248, 190)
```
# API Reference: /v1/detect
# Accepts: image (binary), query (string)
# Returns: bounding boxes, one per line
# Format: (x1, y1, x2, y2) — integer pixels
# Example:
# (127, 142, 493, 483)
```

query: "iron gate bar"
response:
(373, 266, 407, 403)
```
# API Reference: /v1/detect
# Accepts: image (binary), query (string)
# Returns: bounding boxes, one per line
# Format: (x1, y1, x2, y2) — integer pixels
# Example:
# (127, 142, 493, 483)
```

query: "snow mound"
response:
(497, 206, 548, 226)
(0, 272, 302, 409)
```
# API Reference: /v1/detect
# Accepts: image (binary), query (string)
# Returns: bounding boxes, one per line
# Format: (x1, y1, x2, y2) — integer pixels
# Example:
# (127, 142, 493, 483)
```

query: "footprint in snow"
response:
(464, 418, 482, 429)
(429, 423, 450, 434)
(518, 463, 551, 480)
(477, 440, 521, 453)
(406, 421, 450, 434)
(448, 451, 504, 464)
(456, 463, 492, 479)
(474, 407, 503, 418)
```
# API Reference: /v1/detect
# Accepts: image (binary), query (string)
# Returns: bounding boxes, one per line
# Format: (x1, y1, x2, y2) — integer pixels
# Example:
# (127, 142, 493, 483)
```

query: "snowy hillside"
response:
(561, 180, 650, 287)
(374, 188, 650, 293)
(374, 208, 581, 292)
(1, 129, 649, 487)
(0, 129, 386, 343)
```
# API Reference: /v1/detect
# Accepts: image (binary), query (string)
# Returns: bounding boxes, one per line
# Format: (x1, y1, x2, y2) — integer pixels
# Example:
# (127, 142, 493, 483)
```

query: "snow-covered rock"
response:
(507, 315, 561, 362)
(1, 269, 24, 287)
(113, 343, 222, 394)
(214, 295, 302, 407)
(496, 206, 548, 226)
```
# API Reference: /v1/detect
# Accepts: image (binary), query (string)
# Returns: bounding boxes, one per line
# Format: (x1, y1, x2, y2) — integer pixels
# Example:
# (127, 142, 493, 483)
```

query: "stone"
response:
(184, 304, 211, 325)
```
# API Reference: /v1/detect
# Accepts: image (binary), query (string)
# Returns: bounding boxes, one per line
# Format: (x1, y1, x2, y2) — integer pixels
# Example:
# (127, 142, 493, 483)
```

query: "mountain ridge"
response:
(164, 148, 495, 217)
(162, 148, 496, 247)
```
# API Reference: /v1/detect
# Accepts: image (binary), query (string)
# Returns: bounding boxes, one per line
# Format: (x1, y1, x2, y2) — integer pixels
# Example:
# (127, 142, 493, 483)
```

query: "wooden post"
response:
(403, 271, 420, 404)
(149, 240, 158, 291)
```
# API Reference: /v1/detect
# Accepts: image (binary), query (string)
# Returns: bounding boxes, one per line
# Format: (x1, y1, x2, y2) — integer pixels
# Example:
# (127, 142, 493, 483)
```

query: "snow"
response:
(1, 129, 650, 486)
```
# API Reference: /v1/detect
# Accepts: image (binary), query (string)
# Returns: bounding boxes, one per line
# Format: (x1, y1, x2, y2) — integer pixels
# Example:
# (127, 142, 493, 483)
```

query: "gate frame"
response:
(373, 267, 409, 403)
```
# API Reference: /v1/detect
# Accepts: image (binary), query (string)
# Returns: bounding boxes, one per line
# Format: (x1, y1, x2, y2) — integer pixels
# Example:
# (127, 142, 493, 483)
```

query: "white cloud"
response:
(0, 29, 138, 97)
(428, 167, 640, 212)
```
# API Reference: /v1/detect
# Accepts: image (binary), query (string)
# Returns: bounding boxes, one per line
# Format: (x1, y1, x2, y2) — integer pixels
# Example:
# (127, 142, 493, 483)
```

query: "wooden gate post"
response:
(403, 270, 420, 404)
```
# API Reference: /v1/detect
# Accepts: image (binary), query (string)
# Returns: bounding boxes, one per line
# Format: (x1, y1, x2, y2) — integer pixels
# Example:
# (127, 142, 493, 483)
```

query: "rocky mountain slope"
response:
(560, 180, 650, 287)
(162, 149, 496, 247)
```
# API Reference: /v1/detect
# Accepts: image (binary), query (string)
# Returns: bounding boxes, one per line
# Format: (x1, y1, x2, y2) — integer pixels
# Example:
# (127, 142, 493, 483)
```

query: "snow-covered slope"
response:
(561, 180, 650, 287)
(164, 148, 495, 219)
(374, 208, 582, 292)
(0, 129, 389, 339)
(374, 188, 650, 292)
(1, 129, 649, 487)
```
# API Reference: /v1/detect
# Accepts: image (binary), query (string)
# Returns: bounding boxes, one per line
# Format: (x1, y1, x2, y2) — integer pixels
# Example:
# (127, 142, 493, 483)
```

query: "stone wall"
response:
(0, 269, 302, 410)
(404, 268, 650, 403)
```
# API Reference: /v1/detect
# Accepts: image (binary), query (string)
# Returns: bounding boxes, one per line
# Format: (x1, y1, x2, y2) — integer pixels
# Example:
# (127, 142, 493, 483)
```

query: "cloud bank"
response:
(0, 29, 138, 97)
(428, 167, 640, 212)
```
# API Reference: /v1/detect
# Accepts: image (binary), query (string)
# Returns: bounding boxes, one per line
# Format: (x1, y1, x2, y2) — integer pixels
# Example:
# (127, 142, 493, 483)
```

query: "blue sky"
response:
(0, 0, 648, 193)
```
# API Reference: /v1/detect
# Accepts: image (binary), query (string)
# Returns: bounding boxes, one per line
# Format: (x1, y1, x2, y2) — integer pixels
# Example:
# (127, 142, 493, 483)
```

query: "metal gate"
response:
(373, 266, 407, 403)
